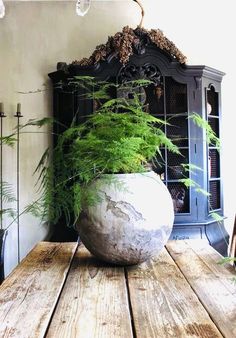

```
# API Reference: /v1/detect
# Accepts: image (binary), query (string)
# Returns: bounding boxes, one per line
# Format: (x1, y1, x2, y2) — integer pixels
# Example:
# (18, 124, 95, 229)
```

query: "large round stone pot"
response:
(77, 171, 174, 265)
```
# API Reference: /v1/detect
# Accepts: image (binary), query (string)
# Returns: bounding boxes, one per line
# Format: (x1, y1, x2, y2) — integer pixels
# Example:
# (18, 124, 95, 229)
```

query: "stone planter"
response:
(77, 171, 174, 265)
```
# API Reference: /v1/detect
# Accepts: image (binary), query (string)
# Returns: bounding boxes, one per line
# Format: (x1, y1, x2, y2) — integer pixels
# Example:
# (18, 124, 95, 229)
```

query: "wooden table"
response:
(0, 240, 236, 338)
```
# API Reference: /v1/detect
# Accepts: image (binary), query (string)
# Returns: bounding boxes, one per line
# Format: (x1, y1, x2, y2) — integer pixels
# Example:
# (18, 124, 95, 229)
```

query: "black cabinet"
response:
(49, 32, 229, 254)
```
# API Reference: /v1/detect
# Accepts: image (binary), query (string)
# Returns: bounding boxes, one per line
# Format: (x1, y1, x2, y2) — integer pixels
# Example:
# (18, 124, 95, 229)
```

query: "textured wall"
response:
(0, 0, 235, 275)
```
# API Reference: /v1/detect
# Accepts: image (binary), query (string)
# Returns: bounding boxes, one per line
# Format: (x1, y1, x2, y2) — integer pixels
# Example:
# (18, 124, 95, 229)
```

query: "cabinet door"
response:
(146, 75, 191, 217)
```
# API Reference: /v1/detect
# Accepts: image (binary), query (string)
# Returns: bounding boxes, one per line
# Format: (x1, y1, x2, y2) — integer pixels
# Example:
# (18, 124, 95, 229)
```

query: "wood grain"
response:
(127, 246, 223, 338)
(166, 240, 236, 338)
(46, 244, 133, 338)
(0, 241, 77, 338)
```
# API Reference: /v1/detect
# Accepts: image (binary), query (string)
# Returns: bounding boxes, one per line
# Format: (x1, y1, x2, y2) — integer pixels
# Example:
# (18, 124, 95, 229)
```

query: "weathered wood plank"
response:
(0, 241, 77, 338)
(46, 244, 133, 338)
(166, 240, 236, 338)
(173, 239, 236, 293)
(127, 246, 223, 338)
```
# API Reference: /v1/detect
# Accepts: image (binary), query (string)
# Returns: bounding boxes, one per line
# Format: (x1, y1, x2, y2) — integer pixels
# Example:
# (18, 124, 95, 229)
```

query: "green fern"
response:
(0, 182, 17, 225)
(34, 78, 180, 226)
(0, 181, 16, 203)
(0, 134, 17, 147)
(190, 113, 220, 148)
(33, 78, 224, 229)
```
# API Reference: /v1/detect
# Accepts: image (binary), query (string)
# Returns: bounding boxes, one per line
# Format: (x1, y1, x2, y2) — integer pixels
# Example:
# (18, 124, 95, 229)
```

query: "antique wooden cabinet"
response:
(49, 28, 229, 255)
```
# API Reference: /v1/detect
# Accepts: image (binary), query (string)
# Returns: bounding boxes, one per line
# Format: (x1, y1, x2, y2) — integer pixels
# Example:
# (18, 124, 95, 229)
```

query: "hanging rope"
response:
(133, 0, 145, 28)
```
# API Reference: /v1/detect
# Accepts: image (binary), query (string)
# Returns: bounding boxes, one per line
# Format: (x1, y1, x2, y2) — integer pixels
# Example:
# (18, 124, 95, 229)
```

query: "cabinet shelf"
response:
(153, 113, 188, 119)
(208, 115, 219, 119)
(166, 113, 188, 117)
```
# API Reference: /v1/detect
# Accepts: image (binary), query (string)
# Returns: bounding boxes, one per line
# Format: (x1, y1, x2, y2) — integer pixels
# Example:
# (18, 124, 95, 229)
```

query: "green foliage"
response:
(189, 113, 220, 148)
(182, 117, 221, 202)
(217, 257, 236, 284)
(0, 117, 53, 230)
(195, 188, 211, 197)
(0, 78, 224, 232)
(0, 181, 16, 204)
(210, 212, 224, 223)
(0, 134, 17, 147)
(181, 163, 204, 174)
(19, 117, 54, 129)
(0, 181, 16, 222)
(218, 257, 236, 264)
(35, 78, 179, 227)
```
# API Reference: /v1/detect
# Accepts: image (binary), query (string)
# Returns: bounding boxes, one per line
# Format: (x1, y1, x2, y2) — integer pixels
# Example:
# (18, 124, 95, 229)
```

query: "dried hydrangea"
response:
(149, 29, 187, 64)
(72, 26, 187, 66)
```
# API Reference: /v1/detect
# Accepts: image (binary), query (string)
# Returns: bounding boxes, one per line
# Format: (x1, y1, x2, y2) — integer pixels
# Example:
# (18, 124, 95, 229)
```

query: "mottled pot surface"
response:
(77, 171, 174, 265)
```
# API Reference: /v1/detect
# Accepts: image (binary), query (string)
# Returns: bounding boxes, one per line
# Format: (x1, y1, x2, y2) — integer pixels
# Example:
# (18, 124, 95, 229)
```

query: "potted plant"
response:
(36, 78, 181, 265)
(0, 81, 223, 268)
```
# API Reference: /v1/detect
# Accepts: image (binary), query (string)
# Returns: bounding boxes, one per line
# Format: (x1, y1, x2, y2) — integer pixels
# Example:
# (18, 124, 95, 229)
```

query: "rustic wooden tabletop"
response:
(0, 240, 235, 338)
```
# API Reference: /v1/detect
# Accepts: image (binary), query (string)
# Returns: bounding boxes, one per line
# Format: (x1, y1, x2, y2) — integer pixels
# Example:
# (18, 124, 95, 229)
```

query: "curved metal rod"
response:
(133, 0, 145, 28)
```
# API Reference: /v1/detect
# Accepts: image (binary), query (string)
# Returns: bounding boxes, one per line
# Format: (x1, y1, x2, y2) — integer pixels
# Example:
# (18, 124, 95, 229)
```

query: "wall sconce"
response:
(0, 0, 5, 19)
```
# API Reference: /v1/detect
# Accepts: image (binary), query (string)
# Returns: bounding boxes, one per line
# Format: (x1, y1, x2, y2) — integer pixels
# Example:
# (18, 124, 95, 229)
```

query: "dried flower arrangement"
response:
(72, 26, 187, 67)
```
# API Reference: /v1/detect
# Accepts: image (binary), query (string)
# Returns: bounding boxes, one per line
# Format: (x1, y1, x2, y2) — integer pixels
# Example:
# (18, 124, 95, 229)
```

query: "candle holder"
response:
(0, 103, 6, 230)
(14, 103, 23, 118)
(14, 103, 23, 264)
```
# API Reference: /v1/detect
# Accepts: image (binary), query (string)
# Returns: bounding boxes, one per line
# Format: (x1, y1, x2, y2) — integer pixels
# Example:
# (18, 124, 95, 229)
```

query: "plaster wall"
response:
(0, 0, 235, 275)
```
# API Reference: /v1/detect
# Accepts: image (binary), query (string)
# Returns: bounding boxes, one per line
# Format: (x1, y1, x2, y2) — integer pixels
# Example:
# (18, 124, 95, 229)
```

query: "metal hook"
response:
(133, 0, 145, 28)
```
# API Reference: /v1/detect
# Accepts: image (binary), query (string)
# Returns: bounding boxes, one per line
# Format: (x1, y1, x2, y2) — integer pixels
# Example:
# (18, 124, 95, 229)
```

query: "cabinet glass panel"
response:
(165, 77, 187, 114)
(165, 78, 189, 213)
(207, 86, 219, 116)
(146, 83, 164, 115)
(166, 116, 188, 147)
(167, 149, 189, 180)
(146, 76, 189, 214)
(57, 88, 81, 127)
(209, 149, 220, 178)
(208, 118, 219, 142)
(167, 183, 190, 213)
(152, 148, 166, 177)
(206, 86, 221, 211)
(209, 181, 221, 210)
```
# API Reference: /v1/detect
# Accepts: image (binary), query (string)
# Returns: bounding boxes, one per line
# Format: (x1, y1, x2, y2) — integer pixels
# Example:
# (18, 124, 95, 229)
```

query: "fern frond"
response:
(33, 78, 185, 226)
(20, 117, 54, 129)
(178, 178, 197, 188)
(0, 134, 17, 147)
(190, 113, 220, 147)
(195, 188, 210, 196)
(210, 212, 224, 223)
(0, 208, 16, 219)
(0, 181, 16, 203)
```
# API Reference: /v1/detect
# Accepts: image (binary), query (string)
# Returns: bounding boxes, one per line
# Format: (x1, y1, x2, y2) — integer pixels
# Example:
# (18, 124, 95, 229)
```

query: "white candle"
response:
(17, 103, 21, 113)
(0, 102, 4, 112)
